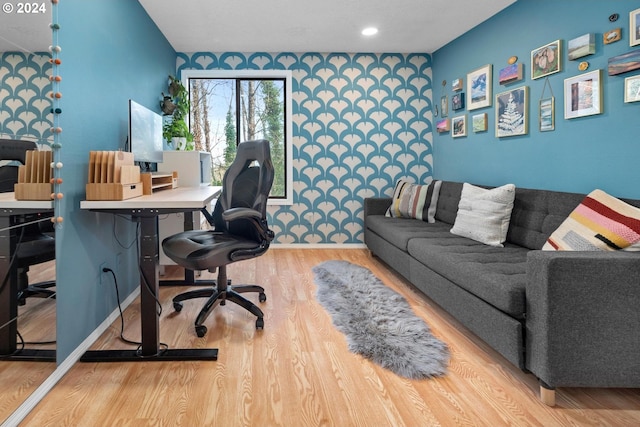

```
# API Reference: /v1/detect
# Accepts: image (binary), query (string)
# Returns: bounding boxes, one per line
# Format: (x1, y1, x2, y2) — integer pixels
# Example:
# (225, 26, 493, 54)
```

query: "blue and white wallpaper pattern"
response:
(178, 52, 434, 244)
(0, 52, 53, 145)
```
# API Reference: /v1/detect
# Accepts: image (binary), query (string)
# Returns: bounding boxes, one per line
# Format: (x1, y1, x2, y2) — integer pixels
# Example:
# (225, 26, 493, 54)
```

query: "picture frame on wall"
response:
(440, 95, 449, 117)
(539, 97, 555, 132)
(624, 75, 640, 103)
(604, 28, 622, 45)
(452, 115, 467, 138)
(564, 69, 602, 119)
(467, 64, 492, 110)
(436, 118, 450, 133)
(452, 78, 463, 91)
(608, 49, 640, 76)
(498, 63, 524, 85)
(568, 33, 595, 60)
(531, 40, 562, 79)
(452, 93, 465, 110)
(495, 86, 528, 137)
(630, 8, 640, 47)
(472, 113, 488, 133)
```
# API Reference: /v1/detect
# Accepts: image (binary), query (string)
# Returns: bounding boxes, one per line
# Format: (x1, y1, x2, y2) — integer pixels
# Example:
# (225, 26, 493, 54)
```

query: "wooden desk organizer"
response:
(14, 150, 53, 200)
(85, 151, 143, 200)
(141, 171, 178, 195)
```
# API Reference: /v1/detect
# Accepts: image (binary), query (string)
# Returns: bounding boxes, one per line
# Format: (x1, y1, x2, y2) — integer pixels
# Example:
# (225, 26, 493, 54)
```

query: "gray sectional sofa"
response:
(364, 180, 640, 405)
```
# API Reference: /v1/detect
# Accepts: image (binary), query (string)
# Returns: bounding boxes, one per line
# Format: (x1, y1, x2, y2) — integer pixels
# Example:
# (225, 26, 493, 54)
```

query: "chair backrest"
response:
(0, 139, 38, 193)
(213, 139, 274, 241)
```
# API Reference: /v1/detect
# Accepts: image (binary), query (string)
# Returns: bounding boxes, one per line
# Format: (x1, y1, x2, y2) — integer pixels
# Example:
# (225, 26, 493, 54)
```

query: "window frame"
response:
(181, 69, 293, 205)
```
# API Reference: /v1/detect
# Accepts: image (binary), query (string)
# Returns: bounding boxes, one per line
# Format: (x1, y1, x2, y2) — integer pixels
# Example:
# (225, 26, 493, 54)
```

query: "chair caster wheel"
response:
(256, 318, 264, 330)
(173, 301, 183, 312)
(259, 292, 267, 303)
(195, 325, 207, 337)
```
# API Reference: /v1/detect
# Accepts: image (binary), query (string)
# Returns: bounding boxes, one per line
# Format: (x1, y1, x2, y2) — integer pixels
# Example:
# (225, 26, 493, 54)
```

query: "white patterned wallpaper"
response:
(178, 52, 434, 244)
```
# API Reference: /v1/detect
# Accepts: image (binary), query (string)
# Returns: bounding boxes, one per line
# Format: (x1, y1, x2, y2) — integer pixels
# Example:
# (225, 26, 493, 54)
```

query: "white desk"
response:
(0, 193, 55, 360)
(80, 186, 221, 362)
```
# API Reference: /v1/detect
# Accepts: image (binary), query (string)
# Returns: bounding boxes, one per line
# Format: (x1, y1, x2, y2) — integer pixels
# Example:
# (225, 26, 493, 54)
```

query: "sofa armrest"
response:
(364, 197, 392, 218)
(525, 250, 640, 389)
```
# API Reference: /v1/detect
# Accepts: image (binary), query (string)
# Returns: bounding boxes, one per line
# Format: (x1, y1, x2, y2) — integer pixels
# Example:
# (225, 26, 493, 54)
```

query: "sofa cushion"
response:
(543, 189, 640, 251)
(385, 179, 442, 222)
(366, 215, 451, 251)
(407, 235, 528, 317)
(451, 183, 516, 247)
(434, 181, 463, 225)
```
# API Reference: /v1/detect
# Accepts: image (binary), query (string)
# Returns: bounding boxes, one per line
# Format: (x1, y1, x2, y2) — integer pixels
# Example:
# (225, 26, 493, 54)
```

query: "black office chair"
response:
(162, 139, 275, 337)
(0, 139, 56, 305)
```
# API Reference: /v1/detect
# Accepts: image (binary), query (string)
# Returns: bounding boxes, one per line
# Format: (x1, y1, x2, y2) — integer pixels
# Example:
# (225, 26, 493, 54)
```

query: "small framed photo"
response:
(495, 86, 528, 137)
(608, 49, 640, 76)
(564, 69, 602, 119)
(568, 33, 595, 60)
(440, 95, 448, 117)
(531, 40, 562, 80)
(632, 8, 640, 47)
(467, 64, 492, 110)
(452, 115, 467, 138)
(498, 63, 524, 85)
(539, 97, 555, 132)
(436, 118, 450, 133)
(472, 113, 488, 133)
(604, 28, 622, 45)
(452, 78, 463, 91)
(452, 93, 465, 110)
(624, 75, 640, 103)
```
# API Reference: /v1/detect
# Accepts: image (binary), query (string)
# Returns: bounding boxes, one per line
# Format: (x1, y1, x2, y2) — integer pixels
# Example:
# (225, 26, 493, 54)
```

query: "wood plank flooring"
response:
(18, 249, 640, 426)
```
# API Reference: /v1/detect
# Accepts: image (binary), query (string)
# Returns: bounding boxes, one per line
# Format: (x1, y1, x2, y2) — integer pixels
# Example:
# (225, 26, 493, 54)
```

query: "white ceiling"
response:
(0, 0, 516, 54)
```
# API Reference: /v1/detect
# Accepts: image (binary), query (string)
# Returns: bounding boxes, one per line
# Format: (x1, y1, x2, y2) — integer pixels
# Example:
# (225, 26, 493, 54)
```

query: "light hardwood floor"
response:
(19, 249, 640, 426)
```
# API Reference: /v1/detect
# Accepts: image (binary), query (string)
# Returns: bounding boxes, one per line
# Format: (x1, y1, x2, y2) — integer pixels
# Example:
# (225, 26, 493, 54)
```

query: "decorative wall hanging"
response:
(452, 115, 467, 138)
(631, 8, 640, 46)
(564, 69, 603, 119)
(452, 78, 463, 91)
(624, 75, 640, 103)
(472, 113, 488, 133)
(467, 64, 492, 110)
(451, 93, 465, 110)
(568, 34, 596, 60)
(495, 86, 528, 137)
(604, 28, 622, 45)
(531, 40, 562, 80)
(608, 49, 640, 75)
(578, 61, 589, 71)
(436, 118, 450, 133)
(499, 63, 524, 85)
(539, 77, 555, 132)
(435, 80, 446, 117)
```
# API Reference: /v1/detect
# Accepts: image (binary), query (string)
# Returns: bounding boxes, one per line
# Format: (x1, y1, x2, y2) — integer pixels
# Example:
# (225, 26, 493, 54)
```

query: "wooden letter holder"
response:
(14, 150, 53, 200)
(85, 151, 143, 200)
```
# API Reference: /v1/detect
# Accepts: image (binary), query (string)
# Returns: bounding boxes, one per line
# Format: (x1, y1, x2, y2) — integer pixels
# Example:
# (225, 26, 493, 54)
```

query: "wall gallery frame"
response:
(472, 113, 488, 132)
(564, 69, 602, 119)
(467, 64, 492, 110)
(496, 86, 528, 137)
(452, 92, 465, 110)
(568, 33, 595, 60)
(624, 75, 640, 103)
(436, 118, 450, 133)
(631, 8, 640, 47)
(452, 115, 467, 138)
(539, 97, 555, 132)
(531, 40, 562, 79)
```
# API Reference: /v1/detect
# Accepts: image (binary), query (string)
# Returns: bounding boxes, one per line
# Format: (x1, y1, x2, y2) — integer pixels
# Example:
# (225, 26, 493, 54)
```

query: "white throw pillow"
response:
(450, 183, 516, 247)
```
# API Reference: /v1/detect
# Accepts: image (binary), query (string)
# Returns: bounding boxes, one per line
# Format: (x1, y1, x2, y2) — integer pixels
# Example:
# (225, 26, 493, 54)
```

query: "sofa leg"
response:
(539, 381, 556, 407)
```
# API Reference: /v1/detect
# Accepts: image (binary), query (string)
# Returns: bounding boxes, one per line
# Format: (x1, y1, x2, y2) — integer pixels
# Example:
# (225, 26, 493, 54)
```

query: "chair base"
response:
(173, 280, 266, 337)
(17, 280, 56, 306)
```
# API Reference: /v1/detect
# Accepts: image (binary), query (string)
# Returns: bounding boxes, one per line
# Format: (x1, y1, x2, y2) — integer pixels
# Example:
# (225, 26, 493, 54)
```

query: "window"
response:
(182, 70, 293, 205)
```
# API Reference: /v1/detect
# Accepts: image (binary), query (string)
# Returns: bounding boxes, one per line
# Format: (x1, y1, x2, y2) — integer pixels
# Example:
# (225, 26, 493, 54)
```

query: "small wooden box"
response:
(14, 183, 52, 200)
(85, 182, 143, 201)
(85, 151, 143, 200)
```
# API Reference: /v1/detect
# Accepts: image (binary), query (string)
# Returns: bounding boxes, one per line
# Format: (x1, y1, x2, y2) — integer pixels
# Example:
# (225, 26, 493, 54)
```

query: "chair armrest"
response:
(364, 197, 392, 217)
(525, 250, 640, 389)
(222, 207, 261, 221)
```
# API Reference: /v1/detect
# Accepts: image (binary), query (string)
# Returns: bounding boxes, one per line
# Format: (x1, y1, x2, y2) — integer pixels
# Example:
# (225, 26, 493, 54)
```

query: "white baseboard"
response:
(1, 288, 140, 427)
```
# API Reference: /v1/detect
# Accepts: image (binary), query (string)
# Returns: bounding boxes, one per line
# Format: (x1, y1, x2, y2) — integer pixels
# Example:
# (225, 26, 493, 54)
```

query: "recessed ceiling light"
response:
(362, 27, 378, 36)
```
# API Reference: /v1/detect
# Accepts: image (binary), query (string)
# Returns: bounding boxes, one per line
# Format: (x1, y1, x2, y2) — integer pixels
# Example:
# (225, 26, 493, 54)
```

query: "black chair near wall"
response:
(0, 139, 56, 305)
(162, 139, 275, 337)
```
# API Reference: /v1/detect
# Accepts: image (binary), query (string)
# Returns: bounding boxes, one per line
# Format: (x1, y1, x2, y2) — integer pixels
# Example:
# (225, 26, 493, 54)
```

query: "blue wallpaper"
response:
(178, 52, 434, 244)
(0, 52, 52, 145)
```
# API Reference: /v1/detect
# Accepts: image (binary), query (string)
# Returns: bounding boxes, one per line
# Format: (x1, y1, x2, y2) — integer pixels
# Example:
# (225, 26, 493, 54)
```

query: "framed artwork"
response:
(624, 75, 640, 103)
(495, 86, 528, 137)
(568, 34, 595, 60)
(467, 64, 492, 110)
(452, 93, 465, 110)
(436, 118, 450, 133)
(452, 115, 467, 138)
(564, 69, 602, 119)
(472, 113, 488, 133)
(539, 97, 555, 132)
(498, 63, 524, 85)
(604, 28, 622, 45)
(440, 95, 449, 117)
(608, 49, 640, 75)
(531, 40, 561, 80)
(452, 78, 463, 91)
(632, 8, 640, 47)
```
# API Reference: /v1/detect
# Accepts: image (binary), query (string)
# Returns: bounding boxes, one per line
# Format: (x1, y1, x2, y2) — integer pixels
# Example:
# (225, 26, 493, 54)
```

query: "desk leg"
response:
(0, 215, 18, 356)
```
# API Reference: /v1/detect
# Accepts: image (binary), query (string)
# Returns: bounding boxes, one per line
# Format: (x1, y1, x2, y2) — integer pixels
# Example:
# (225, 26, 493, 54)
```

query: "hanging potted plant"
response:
(160, 75, 194, 150)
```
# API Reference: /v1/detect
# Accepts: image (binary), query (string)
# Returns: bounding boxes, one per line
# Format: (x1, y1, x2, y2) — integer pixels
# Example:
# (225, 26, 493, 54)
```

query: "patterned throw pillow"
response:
(385, 179, 442, 222)
(543, 189, 640, 251)
(450, 183, 516, 247)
